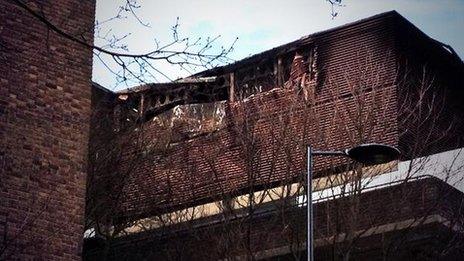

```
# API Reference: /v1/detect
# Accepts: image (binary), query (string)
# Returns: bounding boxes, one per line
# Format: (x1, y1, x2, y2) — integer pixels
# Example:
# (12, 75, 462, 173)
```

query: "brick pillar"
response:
(0, 0, 95, 260)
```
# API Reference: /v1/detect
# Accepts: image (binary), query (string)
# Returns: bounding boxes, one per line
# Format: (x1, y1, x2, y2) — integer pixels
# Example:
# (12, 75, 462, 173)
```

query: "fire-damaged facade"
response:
(84, 11, 464, 260)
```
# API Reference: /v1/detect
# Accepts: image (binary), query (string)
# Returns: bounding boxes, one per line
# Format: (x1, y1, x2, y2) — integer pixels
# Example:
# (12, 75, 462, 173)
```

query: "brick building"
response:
(1, 4, 463, 261)
(83, 11, 464, 261)
(0, 0, 95, 260)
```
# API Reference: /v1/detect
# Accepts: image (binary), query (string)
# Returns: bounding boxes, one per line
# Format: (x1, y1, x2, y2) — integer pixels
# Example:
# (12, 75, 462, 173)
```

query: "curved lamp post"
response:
(306, 143, 400, 261)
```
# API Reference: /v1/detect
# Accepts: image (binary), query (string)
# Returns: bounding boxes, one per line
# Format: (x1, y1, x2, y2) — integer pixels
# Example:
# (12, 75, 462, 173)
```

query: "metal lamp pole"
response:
(306, 146, 313, 261)
(306, 143, 400, 261)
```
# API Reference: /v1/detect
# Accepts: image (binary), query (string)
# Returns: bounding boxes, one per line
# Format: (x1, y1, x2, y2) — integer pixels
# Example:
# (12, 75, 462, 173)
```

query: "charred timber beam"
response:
(229, 72, 235, 102)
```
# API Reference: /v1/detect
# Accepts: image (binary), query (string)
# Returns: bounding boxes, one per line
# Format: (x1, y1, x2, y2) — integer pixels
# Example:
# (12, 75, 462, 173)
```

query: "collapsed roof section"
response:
(105, 10, 462, 130)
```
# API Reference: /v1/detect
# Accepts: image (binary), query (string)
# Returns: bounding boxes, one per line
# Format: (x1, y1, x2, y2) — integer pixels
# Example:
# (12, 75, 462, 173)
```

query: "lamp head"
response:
(345, 143, 400, 165)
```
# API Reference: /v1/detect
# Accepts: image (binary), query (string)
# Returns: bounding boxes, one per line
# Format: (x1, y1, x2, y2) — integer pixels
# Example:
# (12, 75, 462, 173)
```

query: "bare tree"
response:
(7, 0, 237, 88)
(303, 52, 464, 260)
(83, 48, 463, 261)
(6, 0, 347, 89)
(85, 46, 462, 260)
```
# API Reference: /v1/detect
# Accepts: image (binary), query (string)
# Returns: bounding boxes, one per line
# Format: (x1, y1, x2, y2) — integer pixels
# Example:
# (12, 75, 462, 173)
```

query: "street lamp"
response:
(306, 143, 400, 261)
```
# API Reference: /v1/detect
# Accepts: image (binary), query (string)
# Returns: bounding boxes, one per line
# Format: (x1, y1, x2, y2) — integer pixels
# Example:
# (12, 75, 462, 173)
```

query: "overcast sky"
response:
(93, 0, 464, 90)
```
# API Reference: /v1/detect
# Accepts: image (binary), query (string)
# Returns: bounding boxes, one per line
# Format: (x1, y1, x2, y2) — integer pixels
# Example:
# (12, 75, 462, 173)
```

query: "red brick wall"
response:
(112, 85, 398, 221)
(88, 11, 463, 226)
(83, 11, 464, 260)
(92, 13, 400, 222)
(0, 0, 95, 259)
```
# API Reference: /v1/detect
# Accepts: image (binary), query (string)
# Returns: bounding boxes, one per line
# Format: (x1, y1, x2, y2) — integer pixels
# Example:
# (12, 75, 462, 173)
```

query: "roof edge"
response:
(92, 81, 114, 94)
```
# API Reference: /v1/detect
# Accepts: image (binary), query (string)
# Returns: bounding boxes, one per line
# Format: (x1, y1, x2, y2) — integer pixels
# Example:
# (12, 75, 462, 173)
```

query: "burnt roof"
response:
(191, 10, 400, 77)
(104, 10, 463, 94)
